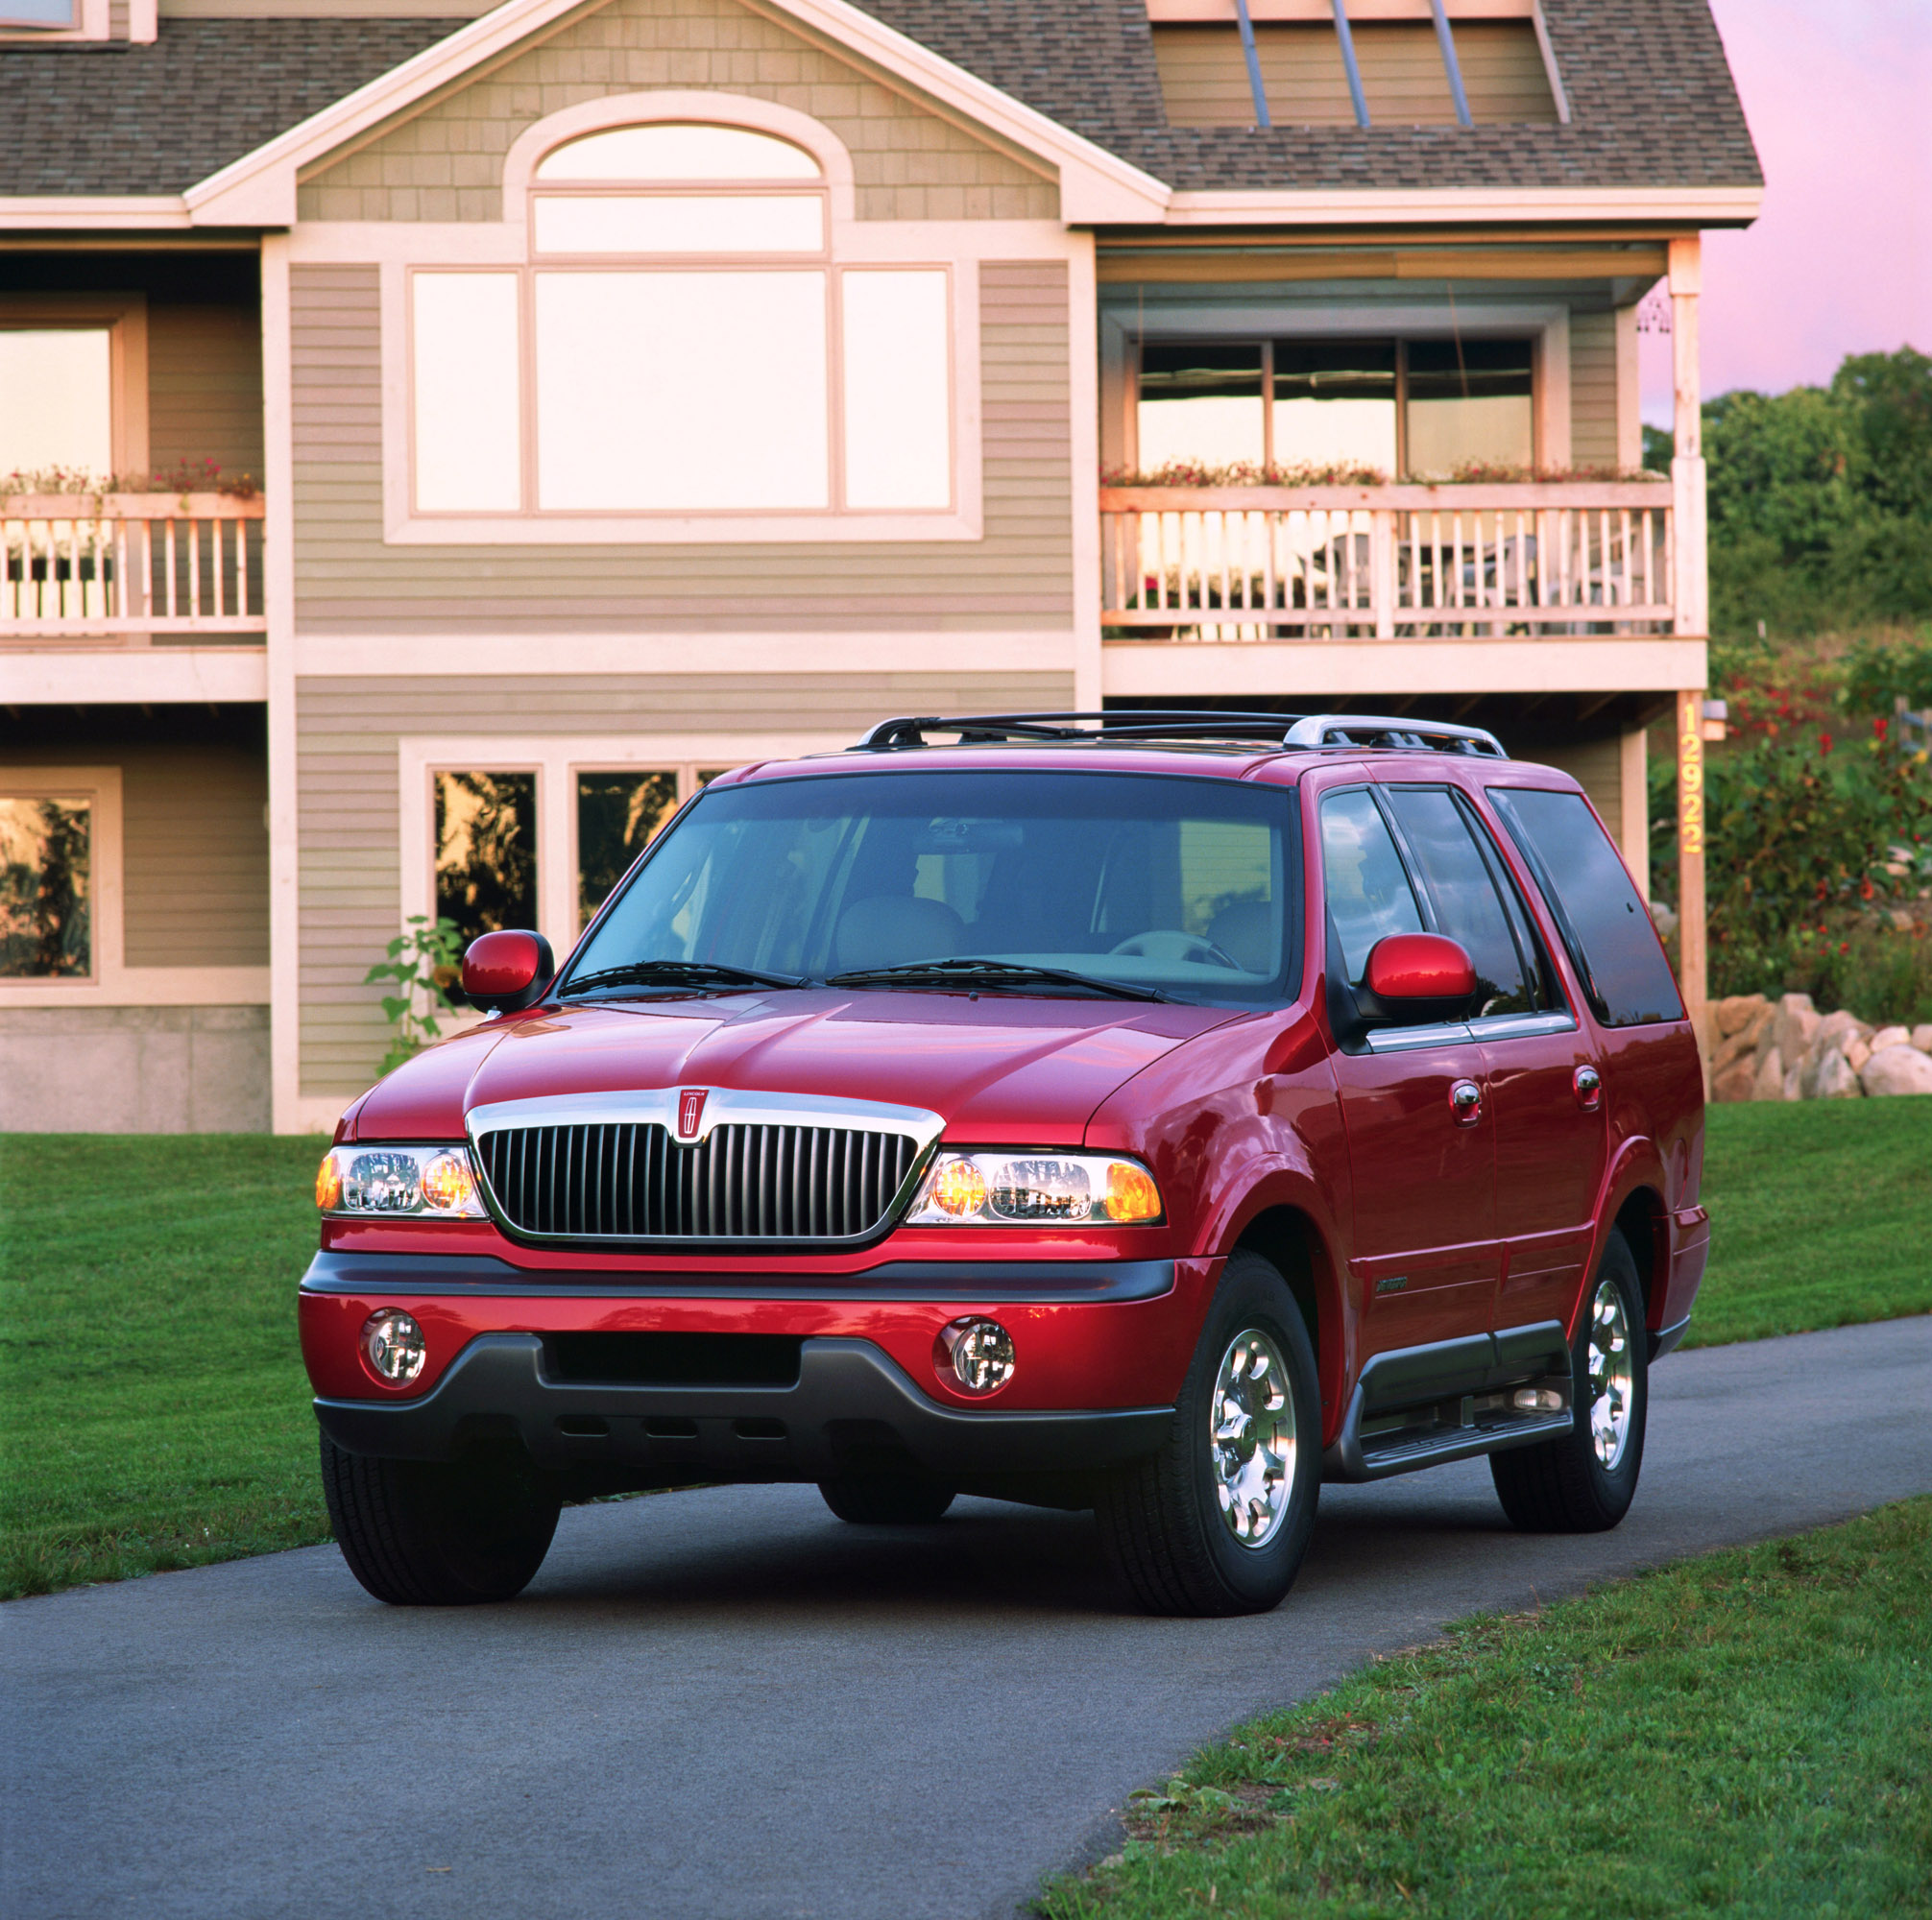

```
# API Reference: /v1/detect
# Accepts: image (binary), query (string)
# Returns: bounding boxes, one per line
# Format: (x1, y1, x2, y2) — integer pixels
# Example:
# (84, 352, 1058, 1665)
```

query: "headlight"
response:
(316, 1143, 485, 1218)
(904, 1152, 1163, 1227)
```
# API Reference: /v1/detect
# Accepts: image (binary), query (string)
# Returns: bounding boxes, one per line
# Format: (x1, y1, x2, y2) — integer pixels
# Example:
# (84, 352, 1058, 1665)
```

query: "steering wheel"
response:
(1108, 930, 1243, 971)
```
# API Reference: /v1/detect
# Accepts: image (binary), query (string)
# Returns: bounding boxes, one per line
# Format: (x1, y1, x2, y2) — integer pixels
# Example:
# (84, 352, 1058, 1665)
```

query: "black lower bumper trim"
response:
(315, 1334, 1172, 1479)
(1650, 1314, 1691, 1361)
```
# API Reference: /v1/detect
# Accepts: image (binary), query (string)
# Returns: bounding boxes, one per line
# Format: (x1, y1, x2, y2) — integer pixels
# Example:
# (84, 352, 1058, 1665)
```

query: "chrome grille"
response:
(473, 1121, 921, 1243)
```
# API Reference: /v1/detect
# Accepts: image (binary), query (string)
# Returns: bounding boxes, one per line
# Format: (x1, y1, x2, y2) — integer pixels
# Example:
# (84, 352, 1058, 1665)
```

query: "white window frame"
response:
(382, 93, 984, 546)
(397, 732, 855, 968)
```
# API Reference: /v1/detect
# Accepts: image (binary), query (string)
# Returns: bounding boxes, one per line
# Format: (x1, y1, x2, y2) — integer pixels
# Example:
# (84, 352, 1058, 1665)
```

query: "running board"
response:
(1322, 1384, 1573, 1483)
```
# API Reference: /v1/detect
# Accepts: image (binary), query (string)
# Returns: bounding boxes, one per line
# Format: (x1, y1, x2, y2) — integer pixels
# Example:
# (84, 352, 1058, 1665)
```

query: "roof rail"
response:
(855, 711, 1316, 751)
(1281, 714, 1509, 757)
(852, 710, 1508, 757)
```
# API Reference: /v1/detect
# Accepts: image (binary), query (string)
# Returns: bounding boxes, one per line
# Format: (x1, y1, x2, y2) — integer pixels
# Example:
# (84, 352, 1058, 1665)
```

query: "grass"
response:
(1688, 1101, 1932, 1346)
(1039, 1498, 1932, 1920)
(1, 1100, 1927, 1600)
(0, 1134, 331, 1600)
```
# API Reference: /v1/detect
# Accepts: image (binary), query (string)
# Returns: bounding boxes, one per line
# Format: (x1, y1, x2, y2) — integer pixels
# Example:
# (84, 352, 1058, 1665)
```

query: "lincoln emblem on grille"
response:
(676, 1088, 709, 1142)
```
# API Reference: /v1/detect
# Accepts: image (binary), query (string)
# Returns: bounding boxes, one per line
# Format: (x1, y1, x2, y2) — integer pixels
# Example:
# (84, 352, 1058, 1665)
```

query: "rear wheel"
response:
(818, 1475, 956, 1524)
(1490, 1230, 1648, 1532)
(1095, 1250, 1321, 1617)
(320, 1432, 561, 1605)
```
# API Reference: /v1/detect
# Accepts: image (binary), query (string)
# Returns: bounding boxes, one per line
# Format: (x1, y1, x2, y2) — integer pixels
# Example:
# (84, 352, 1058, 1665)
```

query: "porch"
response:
(1099, 480, 1680, 642)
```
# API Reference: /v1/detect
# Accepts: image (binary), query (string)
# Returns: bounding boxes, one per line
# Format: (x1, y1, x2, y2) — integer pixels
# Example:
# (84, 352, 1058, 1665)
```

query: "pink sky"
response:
(1639, 0, 1932, 423)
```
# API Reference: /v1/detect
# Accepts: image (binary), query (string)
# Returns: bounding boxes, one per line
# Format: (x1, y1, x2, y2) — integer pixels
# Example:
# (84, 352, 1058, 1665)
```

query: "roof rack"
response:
(854, 711, 1509, 758)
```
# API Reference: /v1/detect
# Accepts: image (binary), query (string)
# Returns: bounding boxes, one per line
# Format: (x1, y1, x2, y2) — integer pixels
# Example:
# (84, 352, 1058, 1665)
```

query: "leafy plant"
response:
(363, 915, 463, 1076)
(1, 458, 259, 502)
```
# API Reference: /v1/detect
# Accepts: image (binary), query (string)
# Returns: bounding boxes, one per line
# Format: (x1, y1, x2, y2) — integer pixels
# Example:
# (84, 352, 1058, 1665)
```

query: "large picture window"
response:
(1137, 336, 1533, 478)
(408, 118, 956, 524)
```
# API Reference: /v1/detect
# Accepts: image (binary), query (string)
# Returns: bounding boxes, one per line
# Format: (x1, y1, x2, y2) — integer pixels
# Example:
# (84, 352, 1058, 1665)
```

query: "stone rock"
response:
(1862, 1045, 1932, 1097)
(1713, 994, 1768, 1038)
(1712, 1056, 1759, 1103)
(1781, 1066, 1803, 1101)
(1912, 1024, 1932, 1054)
(1812, 1048, 1864, 1099)
(1752, 1046, 1784, 1101)
(1870, 1025, 1911, 1053)
(1847, 1037, 1873, 1075)
(1816, 1009, 1870, 1049)
(1650, 900, 1679, 938)
(1774, 994, 1821, 1068)
(1711, 1023, 1760, 1074)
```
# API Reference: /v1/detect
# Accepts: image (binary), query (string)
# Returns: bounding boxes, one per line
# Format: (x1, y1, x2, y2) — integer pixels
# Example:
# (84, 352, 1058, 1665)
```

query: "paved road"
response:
(6, 1316, 1930, 1920)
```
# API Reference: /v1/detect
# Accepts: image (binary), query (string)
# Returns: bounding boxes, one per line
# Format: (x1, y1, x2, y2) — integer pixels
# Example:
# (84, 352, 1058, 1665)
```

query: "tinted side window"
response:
(1488, 787, 1685, 1027)
(1319, 789, 1423, 982)
(1383, 787, 1546, 1016)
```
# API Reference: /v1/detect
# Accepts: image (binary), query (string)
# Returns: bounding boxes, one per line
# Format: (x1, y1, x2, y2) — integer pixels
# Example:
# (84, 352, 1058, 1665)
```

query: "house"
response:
(1, 0, 1759, 1133)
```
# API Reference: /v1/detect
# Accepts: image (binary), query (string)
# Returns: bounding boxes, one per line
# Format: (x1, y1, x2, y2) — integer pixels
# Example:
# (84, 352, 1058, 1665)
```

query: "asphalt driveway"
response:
(5, 1315, 1930, 1920)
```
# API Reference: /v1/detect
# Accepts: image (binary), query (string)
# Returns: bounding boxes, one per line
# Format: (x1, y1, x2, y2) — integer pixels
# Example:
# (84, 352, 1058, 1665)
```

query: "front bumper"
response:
(314, 1333, 1173, 1479)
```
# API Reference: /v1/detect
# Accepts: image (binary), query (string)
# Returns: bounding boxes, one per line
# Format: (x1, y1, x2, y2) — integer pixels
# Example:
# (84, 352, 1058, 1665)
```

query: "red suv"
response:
(302, 711, 1707, 1617)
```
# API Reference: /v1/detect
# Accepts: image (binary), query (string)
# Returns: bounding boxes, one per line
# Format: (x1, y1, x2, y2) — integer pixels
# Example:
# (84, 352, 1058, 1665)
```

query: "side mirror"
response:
(460, 929, 555, 1014)
(1355, 932, 1478, 1025)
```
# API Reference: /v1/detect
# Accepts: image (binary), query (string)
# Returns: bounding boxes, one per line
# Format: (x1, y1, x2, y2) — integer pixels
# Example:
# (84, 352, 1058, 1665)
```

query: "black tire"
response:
(817, 1475, 957, 1524)
(320, 1431, 561, 1605)
(1490, 1230, 1649, 1532)
(1094, 1249, 1321, 1617)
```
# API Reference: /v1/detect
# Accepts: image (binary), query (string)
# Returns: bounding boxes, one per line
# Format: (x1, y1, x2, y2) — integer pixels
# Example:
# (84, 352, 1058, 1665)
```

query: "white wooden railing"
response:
(2, 492, 267, 640)
(1100, 482, 1677, 641)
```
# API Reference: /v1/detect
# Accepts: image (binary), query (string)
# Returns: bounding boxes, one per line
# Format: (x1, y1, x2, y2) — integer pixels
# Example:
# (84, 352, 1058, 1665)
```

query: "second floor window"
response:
(409, 121, 954, 520)
(1136, 336, 1534, 480)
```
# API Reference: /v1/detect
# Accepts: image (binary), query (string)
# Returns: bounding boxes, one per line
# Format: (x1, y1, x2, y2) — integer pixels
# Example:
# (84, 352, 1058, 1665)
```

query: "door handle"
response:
(1450, 1079, 1483, 1127)
(1574, 1065, 1603, 1111)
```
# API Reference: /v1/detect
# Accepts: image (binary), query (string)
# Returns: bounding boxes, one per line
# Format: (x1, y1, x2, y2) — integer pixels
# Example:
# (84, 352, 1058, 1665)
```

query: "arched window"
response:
(407, 110, 957, 529)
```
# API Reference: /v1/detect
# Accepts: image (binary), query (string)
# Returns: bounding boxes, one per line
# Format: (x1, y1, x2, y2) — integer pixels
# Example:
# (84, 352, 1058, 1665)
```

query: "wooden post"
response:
(1677, 688, 1708, 1069)
(1668, 236, 1706, 637)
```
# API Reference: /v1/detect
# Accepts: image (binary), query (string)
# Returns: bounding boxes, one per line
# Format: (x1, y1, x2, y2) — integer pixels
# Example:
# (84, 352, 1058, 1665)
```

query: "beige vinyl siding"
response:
(1569, 306, 1619, 472)
(148, 299, 265, 478)
(1155, 21, 1556, 128)
(2, 738, 268, 969)
(295, 670, 1075, 1094)
(296, 0, 1056, 224)
(288, 261, 1075, 635)
(1534, 735, 1620, 839)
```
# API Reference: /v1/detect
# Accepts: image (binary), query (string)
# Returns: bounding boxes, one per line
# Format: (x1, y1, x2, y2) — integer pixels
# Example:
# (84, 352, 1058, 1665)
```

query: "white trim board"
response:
(4, 649, 268, 706)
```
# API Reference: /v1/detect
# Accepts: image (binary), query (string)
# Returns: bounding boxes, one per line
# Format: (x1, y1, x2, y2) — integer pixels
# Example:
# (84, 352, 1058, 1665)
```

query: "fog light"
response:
(362, 1308, 426, 1384)
(940, 1317, 1016, 1395)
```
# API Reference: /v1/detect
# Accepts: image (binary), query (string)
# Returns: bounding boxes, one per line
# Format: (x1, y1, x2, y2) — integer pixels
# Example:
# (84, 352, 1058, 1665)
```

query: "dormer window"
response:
(405, 113, 962, 530)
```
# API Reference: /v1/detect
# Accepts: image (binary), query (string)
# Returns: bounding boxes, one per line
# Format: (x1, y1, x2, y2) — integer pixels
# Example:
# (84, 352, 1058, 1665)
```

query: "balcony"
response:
(3, 492, 266, 645)
(1100, 481, 1680, 643)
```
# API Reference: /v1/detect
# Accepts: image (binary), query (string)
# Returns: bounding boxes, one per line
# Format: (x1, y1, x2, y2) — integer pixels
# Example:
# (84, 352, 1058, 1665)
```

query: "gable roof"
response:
(0, 0, 1759, 218)
(0, 18, 465, 197)
(851, 0, 1762, 196)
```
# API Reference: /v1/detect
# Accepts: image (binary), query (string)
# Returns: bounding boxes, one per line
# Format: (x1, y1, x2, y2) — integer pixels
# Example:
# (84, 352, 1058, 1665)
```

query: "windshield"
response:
(565, 769, 1301, 1007)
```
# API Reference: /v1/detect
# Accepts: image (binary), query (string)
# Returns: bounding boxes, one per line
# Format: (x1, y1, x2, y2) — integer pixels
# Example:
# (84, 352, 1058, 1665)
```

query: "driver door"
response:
(1318, 786, 1498, 1359)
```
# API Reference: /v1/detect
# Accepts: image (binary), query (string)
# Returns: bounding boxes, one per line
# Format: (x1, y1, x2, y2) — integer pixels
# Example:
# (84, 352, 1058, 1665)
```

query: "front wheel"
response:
(320, 1432, 561, 1605)
(1094, 1250, 1321, 1617)
(1490, 1230, 1649, 1532)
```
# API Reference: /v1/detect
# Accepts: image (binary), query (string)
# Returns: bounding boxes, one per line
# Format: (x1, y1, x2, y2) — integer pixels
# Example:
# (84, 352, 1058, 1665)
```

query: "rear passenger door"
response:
(1381, 785, 1606, 1340)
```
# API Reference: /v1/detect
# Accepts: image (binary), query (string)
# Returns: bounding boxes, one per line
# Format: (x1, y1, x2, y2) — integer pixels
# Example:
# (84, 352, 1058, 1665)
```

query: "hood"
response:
(351, 989, 1235, 1145)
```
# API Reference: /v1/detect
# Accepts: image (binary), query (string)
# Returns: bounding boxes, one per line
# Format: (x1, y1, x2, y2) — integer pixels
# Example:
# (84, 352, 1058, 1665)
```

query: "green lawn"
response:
(0, 1101, 1927, 1600)
(0, 1135, 330, 1600)
(1039, 1497, 1932, 1920)
(1689, 1101, 1932, 1346)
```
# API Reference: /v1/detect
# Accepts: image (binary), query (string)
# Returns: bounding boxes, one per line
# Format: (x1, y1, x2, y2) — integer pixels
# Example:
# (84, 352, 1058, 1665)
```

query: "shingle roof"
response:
(0, 0, 1758, 204)
(854, 0, 1763, 194)
(0, 18, 463, 196)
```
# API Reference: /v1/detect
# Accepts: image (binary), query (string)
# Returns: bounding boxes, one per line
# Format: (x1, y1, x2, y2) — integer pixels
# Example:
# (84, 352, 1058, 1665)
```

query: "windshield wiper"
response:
(560, 959, 809, 996)
(825, 958, 1171, 1003)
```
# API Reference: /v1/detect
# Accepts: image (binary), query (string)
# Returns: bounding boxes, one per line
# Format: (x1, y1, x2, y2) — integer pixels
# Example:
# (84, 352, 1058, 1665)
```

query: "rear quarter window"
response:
(1487, 786, 1685, 1028)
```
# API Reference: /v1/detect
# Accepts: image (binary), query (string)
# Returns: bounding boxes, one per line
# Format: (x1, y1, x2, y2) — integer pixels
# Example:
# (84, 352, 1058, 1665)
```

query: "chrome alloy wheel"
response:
(1210, 1328, 1296, 1548)
(1586, 1279, 1635, 1470)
